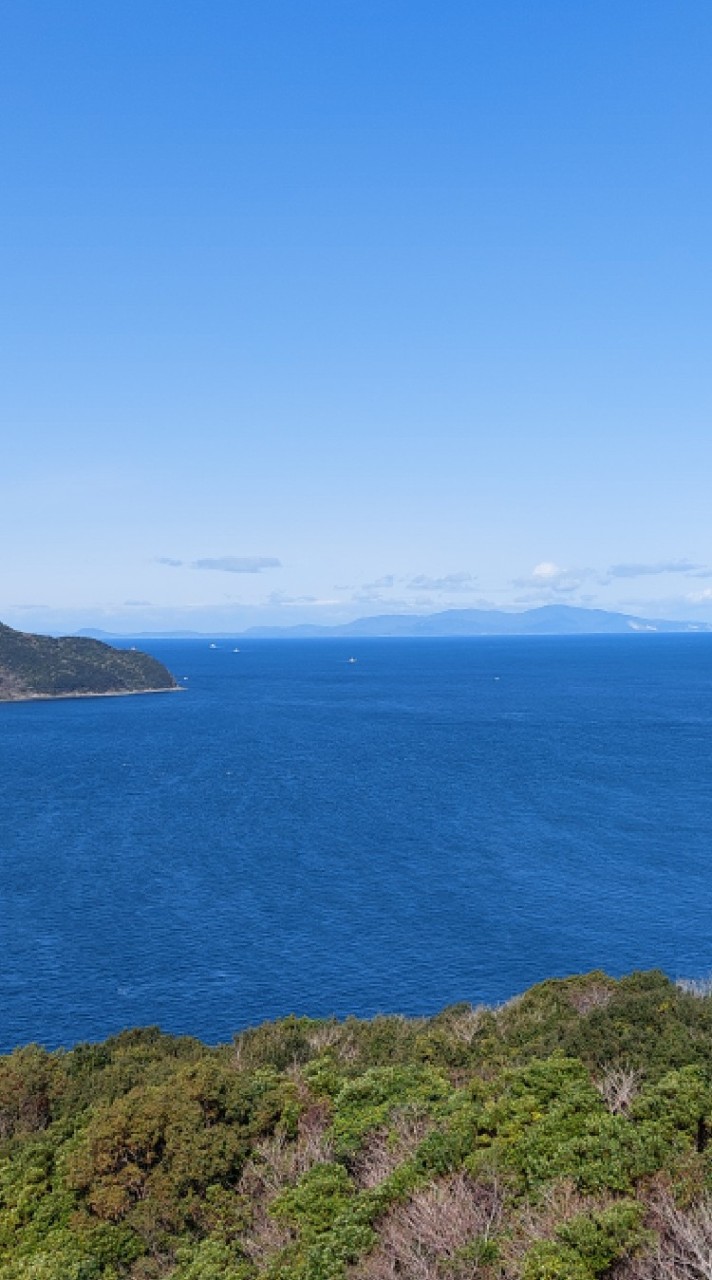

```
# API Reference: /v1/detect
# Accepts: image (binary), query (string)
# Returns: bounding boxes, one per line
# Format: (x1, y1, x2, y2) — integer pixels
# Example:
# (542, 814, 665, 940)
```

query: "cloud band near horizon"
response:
(157, 556, 282, 574)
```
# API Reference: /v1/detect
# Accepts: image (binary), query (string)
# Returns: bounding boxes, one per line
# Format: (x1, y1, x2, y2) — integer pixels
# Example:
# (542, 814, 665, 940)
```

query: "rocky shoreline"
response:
(0, 685, 184, 703)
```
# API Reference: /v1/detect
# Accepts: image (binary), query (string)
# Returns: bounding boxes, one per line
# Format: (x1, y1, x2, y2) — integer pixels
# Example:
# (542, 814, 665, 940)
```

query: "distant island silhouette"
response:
(76, 603, 711, 640)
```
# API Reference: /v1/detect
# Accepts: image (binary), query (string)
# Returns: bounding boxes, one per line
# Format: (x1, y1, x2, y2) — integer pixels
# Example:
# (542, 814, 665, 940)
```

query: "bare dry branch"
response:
(595, 1065, 641, 1115)
(569, 983, 613, 1015)
(351, 1109, 433, 1190)
(677, 976, 712, 1000)
(352, 1172, 502, 1279)
(615, 1191, 712, 1279)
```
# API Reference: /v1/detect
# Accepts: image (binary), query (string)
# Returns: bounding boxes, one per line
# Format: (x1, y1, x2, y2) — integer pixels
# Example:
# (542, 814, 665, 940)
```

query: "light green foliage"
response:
(631, 1064, 712, 1137)
(522, 1243, 594, 1280)
(170, 1238, 252, 1280)
(267, 1164, 376, 1279)
(467, 1054, 692, 1193)
(523, 1201, 649, 1278)
(270, 1164, 354, 1241)
(329, 1065, 450, 1154)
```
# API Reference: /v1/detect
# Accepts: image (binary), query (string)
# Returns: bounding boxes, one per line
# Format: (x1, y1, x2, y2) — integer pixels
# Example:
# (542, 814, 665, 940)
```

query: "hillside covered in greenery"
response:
(4, 971, 712, 1279)
(0, 623, 177, 700)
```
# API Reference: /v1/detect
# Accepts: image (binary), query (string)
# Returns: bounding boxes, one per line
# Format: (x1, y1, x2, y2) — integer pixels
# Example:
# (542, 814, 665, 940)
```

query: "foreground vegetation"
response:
(0, 623, 177, 699)
(4, 971, 712, 1278)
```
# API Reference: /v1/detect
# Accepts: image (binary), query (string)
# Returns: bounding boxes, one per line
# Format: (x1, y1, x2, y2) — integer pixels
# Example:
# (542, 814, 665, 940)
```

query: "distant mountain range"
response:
(77, 604, 712, 640)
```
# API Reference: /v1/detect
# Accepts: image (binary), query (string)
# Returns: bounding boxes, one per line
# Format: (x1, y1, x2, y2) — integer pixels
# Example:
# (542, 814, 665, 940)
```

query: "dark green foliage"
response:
(0, 1045, 61, 1140)
(0, 622, 177, 699)
(233, 1016, 327, 1074)
(2, 971, 712, 1278)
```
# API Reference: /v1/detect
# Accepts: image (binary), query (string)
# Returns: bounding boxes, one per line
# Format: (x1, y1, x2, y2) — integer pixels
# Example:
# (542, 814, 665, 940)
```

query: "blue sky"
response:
(2, 1, 712, 633)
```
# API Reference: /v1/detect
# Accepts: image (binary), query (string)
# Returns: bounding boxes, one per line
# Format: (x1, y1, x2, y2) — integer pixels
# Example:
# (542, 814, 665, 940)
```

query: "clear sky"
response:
(3, 1, 712, 633)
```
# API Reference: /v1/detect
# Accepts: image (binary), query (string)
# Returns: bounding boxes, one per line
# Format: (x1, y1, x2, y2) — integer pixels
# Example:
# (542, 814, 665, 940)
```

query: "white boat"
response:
(347, 657, 358, 664)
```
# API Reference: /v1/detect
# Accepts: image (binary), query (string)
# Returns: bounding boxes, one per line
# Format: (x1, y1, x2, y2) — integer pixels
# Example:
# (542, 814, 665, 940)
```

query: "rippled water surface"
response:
(2, 636, 712, 1050)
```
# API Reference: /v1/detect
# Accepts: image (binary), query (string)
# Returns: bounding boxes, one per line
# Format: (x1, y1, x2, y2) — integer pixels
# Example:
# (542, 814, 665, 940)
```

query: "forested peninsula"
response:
(3, 970, 712, 1279)
(0, 623, 177, 700)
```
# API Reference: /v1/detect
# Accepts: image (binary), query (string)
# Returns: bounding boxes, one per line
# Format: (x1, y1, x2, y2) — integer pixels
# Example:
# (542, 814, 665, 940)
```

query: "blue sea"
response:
(2, 636, 712, 1052)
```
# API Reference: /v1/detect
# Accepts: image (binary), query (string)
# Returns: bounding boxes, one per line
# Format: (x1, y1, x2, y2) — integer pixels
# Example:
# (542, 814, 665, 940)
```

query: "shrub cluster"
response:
(3, 971, 712, 1278)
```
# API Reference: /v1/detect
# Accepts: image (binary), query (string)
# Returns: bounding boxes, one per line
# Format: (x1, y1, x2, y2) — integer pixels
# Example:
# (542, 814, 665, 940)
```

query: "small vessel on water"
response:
(347, 657, 358, 664)
(209, 643, 217, 649)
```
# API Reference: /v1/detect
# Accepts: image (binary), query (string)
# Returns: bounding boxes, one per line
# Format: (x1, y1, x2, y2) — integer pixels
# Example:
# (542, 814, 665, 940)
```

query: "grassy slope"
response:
(0, 623, 177, 699)
(2, 970, 712, 1278)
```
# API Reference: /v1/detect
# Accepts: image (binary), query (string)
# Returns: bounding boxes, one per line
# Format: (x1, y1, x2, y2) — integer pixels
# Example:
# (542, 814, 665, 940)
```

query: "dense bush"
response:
(3, 971, 712, 1277)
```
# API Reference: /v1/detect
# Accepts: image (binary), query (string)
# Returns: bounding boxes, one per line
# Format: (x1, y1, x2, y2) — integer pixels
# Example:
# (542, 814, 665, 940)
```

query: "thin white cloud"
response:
(362, 574, 396, 589)
(407, 572, 475, 592)
(192, 556, 282, 574)
(264, 591, 318, 606)
(350, 590, 391, 605)
(350, 590, 423, 610)
(156, 555, 282, 574)
(608, 559, 704, 578)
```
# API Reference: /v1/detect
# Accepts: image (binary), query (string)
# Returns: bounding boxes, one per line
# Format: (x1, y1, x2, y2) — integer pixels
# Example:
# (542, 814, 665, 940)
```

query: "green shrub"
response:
(270, 1163, 355, 1241)
(329, 1066, 450, 1155)
(524, 1200, 649, 1279)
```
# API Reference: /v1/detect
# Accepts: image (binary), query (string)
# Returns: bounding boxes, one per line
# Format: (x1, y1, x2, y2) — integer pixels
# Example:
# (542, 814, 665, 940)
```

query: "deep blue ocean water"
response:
(2, 635, 712, 1052)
